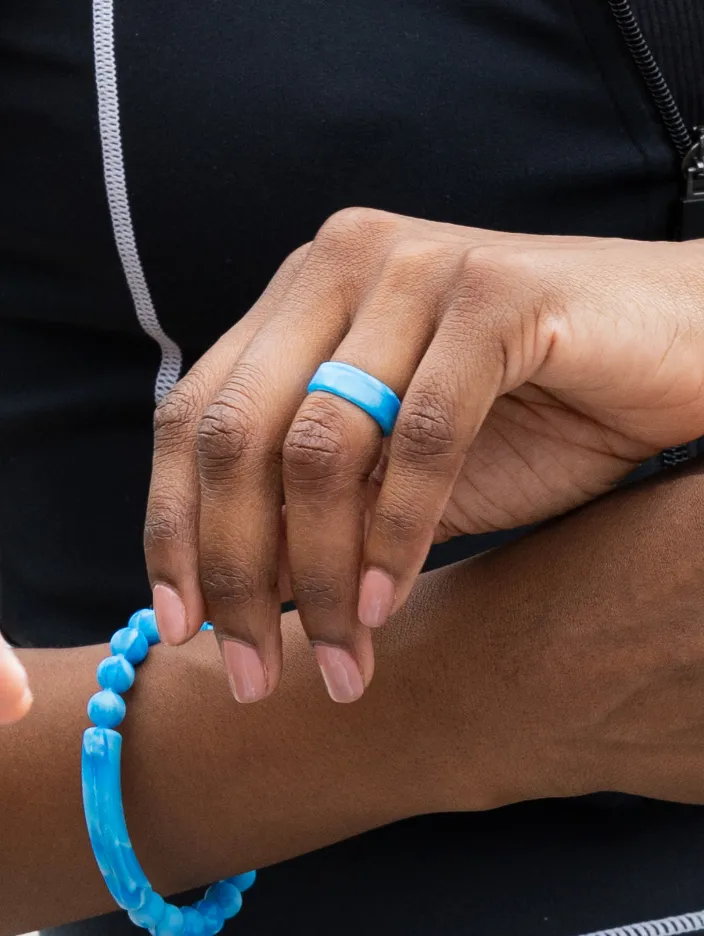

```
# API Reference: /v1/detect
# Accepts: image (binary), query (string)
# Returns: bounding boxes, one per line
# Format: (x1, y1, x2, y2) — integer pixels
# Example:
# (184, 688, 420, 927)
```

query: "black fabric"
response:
(1, 0, 703, 934)
(631, 0, 704, 133)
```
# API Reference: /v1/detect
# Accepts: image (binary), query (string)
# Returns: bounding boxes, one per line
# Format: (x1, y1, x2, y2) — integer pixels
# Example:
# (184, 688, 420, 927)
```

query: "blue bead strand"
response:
(82, 609, 257, 931)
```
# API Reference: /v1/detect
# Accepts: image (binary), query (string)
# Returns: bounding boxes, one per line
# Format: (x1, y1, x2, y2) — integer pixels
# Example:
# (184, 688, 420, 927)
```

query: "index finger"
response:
(144, 245, 311, 647)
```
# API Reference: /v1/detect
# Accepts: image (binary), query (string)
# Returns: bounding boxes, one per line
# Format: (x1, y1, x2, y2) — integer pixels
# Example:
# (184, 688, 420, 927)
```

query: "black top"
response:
(632, 0, 704, 133)
(1, 1, 703, 934)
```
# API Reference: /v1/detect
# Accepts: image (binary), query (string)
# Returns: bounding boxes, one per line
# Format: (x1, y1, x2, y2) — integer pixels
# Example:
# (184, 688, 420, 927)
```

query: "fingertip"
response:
(0, 643, 32, 725)
(0, 689, 33, 727)
(15, 686, 34, 722)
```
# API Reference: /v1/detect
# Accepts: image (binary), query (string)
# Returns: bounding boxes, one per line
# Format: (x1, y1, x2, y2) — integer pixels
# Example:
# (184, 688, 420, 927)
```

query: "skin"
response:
(142, 209, 704, 703)
(2, 461, 704, 934)
(0, 633, 31, 726)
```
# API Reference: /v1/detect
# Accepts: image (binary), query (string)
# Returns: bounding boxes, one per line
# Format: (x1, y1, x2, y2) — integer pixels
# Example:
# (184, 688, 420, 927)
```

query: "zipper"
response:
(606, 0, 692, 158)
(679, 127, 704, 240)
(606, 0, 702, 469)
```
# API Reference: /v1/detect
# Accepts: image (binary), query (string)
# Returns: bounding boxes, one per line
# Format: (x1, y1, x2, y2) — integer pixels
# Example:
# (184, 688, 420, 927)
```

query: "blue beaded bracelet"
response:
(82, 609, 257, 935)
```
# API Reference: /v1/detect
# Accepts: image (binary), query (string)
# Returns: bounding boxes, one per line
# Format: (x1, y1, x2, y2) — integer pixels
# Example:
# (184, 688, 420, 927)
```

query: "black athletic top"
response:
(1, 2, 703, 934)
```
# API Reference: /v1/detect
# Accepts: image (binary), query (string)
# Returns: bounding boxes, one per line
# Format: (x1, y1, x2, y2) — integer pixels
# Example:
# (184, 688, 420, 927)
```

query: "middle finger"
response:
(284, 247, 452, 699)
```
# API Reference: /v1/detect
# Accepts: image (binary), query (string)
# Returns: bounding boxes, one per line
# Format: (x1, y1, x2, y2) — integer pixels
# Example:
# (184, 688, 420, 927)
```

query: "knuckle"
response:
(196, 368, 267, 481)
(274, 242, 313, 286)
(382, 242, 456, 294)
(144, 498, 191, 554)
(393, 390, 456, 463)
(373, 496, 423, 543)
(315, 206, 397, 251)
(153, 380, 202, 449)
(293, 574, 345, 612)
(197, 400, 256, 478)
(285, 241, 313, 268)
(455, 244, 513, 309)
(283, 398, 355, 485)
(199, 561, 260, 608)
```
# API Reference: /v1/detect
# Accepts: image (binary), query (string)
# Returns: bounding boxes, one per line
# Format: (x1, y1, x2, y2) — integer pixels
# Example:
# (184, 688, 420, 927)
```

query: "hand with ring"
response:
(144, 208, 704, 703)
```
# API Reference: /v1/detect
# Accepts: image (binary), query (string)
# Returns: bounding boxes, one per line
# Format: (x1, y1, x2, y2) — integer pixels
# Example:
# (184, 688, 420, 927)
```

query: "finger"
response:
(197, 211, 402, 701)
(145, 245, 311, 646)
(0, 635, 32, 726)
(360, 279, 512, 628)
(278, 506, 293, 605)
(197, 274, 353, 701)
(284, 245, 455, 699)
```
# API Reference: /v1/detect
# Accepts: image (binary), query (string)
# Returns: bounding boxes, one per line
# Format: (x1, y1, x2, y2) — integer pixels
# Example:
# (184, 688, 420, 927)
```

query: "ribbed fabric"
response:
(631, 0, 704, 133)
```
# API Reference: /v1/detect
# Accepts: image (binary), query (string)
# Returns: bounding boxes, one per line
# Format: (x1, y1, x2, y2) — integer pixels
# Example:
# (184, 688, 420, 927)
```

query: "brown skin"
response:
(143, 212, 704, 703)
(2, 460, 704, 934)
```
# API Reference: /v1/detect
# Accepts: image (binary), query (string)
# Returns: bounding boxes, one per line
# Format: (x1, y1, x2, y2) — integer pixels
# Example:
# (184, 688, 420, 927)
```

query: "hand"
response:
(144, 208, 704, 702)
(0, 634, 31, 726)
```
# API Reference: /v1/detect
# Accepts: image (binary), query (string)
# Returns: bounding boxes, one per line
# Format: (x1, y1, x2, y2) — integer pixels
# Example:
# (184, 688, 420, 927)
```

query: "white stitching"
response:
(575, 908, 704, 936)
(93, 0, 182, 402)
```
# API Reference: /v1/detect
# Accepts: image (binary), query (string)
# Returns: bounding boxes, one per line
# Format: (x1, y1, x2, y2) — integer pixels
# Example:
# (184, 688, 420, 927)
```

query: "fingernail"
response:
(221, 640, 268, 703)
(314, 645, 364, 703)
(153, 584, 187, 645)
(358, 568, 396, 629)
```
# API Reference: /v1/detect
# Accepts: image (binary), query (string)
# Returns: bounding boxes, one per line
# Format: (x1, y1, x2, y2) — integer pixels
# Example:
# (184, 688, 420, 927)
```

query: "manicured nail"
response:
(221, 640, 268, 703)
(358, 567, 396, 629)
(153, 584, 187, 645)
(314, 645, 364, 703)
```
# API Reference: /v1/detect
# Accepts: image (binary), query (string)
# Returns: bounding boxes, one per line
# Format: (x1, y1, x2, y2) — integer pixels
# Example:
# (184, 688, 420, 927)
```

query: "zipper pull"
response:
(678, 127, 704, 241)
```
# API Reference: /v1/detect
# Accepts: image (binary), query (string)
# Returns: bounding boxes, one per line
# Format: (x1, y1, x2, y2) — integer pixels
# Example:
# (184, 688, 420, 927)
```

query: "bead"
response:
(97, 655, 136, 693)
(82, 612, 260, 934)
(205, 881, 242, 919)
(180, 907, 205, 936)
(200, 623, 213, 631)
(87, 690, 126, 728)
(195, 899, 224, 935)
(152, 903, 184, 936)
(129, 889, 166, 928)
(227, 870, 256, 893)
(129, 608, 161, 646)
(110, 627, 149, 665)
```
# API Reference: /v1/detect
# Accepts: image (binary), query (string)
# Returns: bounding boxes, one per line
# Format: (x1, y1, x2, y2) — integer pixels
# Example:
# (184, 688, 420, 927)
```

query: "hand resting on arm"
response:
(2, 459, 703, 934)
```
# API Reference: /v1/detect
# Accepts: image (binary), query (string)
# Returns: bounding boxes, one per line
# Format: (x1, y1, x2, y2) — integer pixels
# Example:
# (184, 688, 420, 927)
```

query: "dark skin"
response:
(143, 214, 704, 703)
(2, 460, 703, 935)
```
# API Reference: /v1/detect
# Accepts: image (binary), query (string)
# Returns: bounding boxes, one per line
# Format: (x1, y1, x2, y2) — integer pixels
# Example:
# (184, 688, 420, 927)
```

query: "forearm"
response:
(1, 587, 457, 935)
(4, 462, 703, 933)
(431, 457, 704, 806)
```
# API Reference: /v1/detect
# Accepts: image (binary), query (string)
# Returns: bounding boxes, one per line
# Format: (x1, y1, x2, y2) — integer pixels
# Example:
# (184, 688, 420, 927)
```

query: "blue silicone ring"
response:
(82, 611, 256, 935)
(307, 361, 401, 436)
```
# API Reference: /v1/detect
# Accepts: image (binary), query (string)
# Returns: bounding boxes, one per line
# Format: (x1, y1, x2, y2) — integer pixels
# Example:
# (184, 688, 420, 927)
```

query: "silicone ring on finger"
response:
(307, 362, 401, 437)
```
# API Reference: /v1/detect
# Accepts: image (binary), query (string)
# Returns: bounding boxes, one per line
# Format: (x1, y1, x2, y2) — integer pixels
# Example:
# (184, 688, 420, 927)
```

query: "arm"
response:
(4, 459, 704, 933)
(1, 583, 473, 936)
